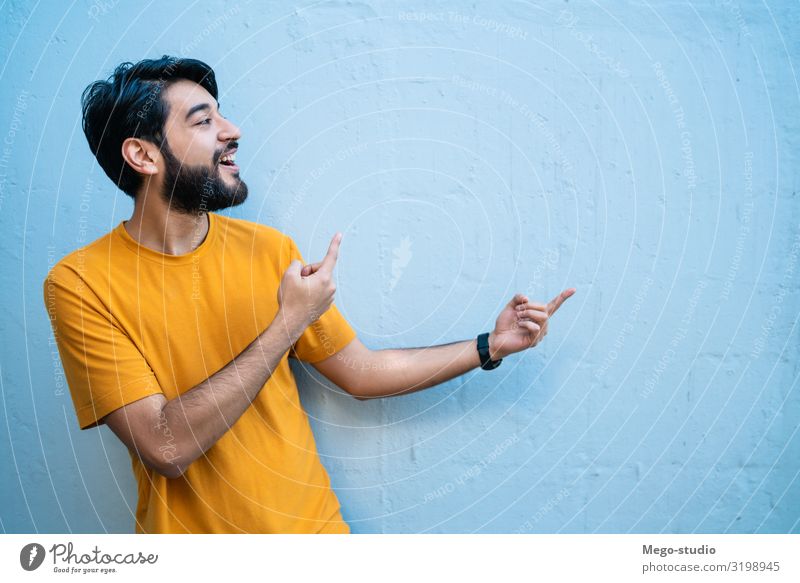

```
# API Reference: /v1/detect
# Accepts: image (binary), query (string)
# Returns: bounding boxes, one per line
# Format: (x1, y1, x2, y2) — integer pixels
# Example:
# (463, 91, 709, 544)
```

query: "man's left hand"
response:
(489, 288, 576, 360)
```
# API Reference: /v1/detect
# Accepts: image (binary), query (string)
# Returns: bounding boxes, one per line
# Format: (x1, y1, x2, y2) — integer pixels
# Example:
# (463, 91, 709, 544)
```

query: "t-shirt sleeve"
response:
(43, 263, 163, 430)
(282, 234, 357, 363)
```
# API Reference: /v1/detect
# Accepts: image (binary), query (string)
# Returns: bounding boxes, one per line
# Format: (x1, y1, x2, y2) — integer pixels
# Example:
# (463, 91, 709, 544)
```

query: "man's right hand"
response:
(277, 232, 342, 340)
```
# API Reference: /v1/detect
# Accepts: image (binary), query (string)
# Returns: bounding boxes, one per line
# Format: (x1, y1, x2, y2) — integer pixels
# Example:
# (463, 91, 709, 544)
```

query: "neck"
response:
(124, 186, 209, 255)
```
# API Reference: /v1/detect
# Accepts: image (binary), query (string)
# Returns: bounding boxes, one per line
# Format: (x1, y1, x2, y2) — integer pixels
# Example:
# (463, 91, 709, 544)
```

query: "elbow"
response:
(135, 455, 184, 479)
(350, 390, 369, 402)
(147, 426, 191, 479)
(144, 447, 189, 479)
(342, 377, 369, 401)
(347, 385, 371, 402)
(156, 461, 185, 479)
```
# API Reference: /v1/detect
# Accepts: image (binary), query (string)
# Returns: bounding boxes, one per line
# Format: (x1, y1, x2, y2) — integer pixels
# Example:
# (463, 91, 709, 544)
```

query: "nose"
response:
(219, 116, 241, 143)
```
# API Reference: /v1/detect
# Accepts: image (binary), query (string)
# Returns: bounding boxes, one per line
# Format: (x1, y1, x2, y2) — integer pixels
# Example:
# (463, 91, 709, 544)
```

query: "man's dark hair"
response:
(81, 55, 218, 198)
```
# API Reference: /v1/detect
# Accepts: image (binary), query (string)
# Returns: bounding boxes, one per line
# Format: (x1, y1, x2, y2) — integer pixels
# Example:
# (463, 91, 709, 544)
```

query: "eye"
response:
(196, 118, 211, 126)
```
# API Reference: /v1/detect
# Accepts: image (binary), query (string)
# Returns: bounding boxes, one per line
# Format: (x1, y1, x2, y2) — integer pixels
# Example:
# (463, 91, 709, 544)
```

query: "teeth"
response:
(220, 153, 236, 164)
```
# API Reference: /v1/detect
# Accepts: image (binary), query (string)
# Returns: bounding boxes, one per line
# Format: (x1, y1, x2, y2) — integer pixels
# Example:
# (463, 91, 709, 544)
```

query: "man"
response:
(43, 56, 574, 534)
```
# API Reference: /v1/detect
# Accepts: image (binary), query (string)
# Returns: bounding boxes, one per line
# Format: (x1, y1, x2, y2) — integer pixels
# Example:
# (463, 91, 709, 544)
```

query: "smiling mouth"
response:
(219, 151, 236, 165)
(217, 149, 239, 173)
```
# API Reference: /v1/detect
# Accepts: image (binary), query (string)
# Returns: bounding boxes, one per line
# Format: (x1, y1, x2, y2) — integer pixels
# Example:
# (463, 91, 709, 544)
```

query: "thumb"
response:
(285, 259, 302, 277)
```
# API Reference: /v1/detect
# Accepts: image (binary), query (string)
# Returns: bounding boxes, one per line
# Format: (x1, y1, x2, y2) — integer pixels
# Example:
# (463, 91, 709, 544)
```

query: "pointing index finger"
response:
(319, 232, 343, 272)
(547, 288, 576, 315)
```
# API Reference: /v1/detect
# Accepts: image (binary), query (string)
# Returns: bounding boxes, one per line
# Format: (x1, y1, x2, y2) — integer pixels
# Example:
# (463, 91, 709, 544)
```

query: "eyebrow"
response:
(185, 101, 219, 121)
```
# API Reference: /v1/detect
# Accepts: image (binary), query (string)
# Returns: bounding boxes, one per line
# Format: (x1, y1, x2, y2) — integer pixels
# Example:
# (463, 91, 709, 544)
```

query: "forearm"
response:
(159, 312, 300, 474)
(354, 337, 487, 400)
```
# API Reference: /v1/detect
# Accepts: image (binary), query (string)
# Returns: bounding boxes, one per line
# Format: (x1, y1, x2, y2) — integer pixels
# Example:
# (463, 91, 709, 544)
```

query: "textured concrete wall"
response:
(1, 0, 798, 533)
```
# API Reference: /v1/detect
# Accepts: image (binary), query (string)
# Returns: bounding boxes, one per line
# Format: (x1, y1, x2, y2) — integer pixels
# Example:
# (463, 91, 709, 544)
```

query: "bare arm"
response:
(315, 289, 576, 400)
(158, 322, 289, 460)
(103, 310, 303, 478)
(317, 336, 484, 400)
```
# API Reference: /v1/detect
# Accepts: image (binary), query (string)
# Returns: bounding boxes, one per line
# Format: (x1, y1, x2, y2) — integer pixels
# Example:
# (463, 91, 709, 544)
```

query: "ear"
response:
(121, 137, 159, 177)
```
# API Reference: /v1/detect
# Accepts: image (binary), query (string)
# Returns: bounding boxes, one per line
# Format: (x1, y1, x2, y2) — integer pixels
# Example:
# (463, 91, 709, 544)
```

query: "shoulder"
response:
(213, 213, 290, 240)
(43, 230, 115, 288)
(212, 213, 296, 256)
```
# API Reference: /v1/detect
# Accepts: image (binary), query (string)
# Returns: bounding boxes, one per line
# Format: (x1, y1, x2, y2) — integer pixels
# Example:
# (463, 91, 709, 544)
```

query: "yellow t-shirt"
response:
(43, 212, 356, 534)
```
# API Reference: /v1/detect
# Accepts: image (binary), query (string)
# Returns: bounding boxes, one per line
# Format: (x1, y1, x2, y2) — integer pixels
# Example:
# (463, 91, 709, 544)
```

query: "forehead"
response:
(162, 79, 216, 119)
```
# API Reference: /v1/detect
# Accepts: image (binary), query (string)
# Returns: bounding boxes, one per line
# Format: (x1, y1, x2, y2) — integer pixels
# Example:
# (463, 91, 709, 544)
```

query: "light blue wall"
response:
(1, 0, 798, 533)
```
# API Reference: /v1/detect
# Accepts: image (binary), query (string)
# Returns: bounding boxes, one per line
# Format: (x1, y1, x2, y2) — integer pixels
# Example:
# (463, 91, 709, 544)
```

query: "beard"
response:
(159, 142, 248, 214)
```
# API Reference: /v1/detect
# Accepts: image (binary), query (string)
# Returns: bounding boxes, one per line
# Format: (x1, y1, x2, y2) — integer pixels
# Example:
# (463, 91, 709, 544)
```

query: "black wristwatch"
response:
(477, 332, 502, 370)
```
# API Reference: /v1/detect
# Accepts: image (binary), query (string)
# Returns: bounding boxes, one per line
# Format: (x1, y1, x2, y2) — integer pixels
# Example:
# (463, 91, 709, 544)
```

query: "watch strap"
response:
(477, 332, 502, 370)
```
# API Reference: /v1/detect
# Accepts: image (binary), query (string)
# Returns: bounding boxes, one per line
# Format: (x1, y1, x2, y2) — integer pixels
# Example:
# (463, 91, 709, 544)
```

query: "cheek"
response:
(164, 133, 215, 166)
